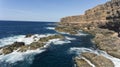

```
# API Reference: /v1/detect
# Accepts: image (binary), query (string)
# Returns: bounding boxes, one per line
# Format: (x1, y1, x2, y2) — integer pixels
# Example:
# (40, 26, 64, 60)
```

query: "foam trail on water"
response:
(65, 36, 76, 40)
(49, 39, 71, 45)
(46, 27, 55, 30)
(58, 32, 70, 35)
(69, 47, 120, 67)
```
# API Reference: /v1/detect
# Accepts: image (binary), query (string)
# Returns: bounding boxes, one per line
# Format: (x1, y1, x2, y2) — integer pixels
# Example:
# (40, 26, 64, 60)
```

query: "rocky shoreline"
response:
(56, 0, 120, 67)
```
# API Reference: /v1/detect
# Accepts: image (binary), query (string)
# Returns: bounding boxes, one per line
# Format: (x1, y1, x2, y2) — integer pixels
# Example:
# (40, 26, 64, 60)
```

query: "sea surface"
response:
(0, 21, 101, 67)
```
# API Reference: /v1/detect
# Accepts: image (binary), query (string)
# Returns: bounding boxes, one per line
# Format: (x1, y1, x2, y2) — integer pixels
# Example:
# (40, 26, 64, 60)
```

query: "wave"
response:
(69, 47, 120, 67)
(45, 27, 55, 30)
(0, 34, 54, 47)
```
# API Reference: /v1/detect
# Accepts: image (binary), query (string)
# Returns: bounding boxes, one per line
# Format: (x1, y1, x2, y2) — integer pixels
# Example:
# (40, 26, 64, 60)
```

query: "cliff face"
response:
(61, 0, 120, 23)
(61, 0, 120, 35)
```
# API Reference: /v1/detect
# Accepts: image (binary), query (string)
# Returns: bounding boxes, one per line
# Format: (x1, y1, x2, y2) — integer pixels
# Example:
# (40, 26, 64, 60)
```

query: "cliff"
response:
(60, 0, 120, 35)
(61, 0, 120, 24)
(56, 0, 120, 67)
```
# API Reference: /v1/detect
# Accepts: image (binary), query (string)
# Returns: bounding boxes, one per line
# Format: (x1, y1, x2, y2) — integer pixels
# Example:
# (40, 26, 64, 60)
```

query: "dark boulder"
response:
(25, 34, 33, 38)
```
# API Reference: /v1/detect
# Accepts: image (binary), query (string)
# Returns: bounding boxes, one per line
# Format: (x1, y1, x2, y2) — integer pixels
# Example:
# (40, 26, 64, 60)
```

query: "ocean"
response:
(0, 21, 96, 67)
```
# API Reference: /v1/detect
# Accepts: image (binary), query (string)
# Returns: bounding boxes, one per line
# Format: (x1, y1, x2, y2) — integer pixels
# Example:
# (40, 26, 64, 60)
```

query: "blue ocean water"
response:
(0, 21, 94, 67)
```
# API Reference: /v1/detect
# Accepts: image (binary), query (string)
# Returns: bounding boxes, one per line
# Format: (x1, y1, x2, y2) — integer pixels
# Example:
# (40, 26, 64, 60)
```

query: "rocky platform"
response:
(75, 52, 114, 67)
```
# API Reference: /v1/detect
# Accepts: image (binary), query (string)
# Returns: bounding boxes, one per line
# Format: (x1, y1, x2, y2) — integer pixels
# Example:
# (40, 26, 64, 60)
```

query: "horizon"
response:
(0, 0, 108, 22)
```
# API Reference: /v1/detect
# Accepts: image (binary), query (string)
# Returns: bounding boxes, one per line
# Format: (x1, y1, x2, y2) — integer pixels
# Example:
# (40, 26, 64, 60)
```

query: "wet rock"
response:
(1, 42, 25, 54)
(107, 50, 120, 59)
(81, 52, 114, 67)
(29, 42, 44, 50)
(39, 34, 64, 42)
(75, 58, 92, 67)
(55, 23, 81, 35)
(25, 34, 33, 38)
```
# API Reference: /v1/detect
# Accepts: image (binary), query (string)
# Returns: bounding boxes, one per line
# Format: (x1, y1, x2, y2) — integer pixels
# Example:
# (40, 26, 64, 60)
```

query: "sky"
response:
(0, 0, 108, 22)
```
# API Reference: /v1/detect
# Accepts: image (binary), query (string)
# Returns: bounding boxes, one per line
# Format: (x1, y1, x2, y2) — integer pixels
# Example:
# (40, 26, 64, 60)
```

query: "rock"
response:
(93, 56, 114, 67)
(55, 26, 78, 34)
(81, 52, 114, 67)
(82, 52, 97, 61)
(25, 34, 33, 38)
(39, 34, 64, 42)
(2, 47, 13, 55)
(60, 0, 120, 34)
(1, 42, 25, 54)
(75, 58, 92, 67)
(29, 42, 44, 50)
(107, 50, 120, 59)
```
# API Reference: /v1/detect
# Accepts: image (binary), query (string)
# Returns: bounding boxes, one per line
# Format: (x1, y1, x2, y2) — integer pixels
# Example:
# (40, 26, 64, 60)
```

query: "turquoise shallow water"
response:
(0, 21, 94, 67)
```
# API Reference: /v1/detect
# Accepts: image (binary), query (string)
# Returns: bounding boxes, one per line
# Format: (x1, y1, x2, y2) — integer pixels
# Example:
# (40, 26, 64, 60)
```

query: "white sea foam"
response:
(0, 34, 72, 64)
(69, 47, 120, 67)
(75, 32, 88, 36)
(65, 36, 76, 40)
(0, 49, 45, 63)
(0, 34, 54, 47)
(49, 39, 71, 45)
(46, 27, 55, 30)
(0, 35, 25, 47)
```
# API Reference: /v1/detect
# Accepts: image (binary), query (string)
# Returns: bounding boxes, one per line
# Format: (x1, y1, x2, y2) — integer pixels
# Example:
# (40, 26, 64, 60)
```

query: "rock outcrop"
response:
(61, 0, 120, 23)
(61, 0, 120, 35)
(0, 34, 64, 54)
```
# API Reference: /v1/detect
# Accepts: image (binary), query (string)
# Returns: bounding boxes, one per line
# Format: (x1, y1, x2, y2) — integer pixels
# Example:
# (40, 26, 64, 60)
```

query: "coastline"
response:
(56, 0, 120, 67)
